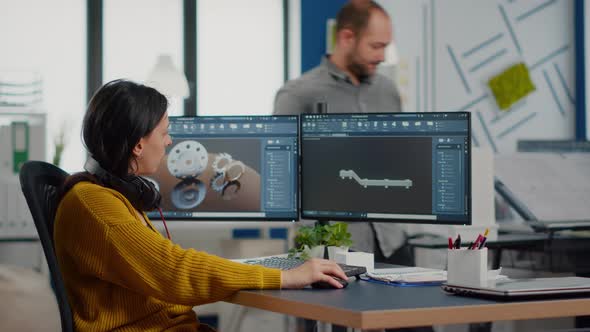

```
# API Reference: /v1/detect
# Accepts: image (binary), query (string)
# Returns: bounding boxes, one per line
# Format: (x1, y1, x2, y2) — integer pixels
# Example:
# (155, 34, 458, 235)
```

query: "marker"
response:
(470, 234, 483, 250)
(478, 228, 490, 249)
(478, 237, 488, 249)
(453, 234, 461, 249)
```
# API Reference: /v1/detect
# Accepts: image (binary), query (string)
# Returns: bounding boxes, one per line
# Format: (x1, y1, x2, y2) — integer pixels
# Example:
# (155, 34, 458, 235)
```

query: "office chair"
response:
(19, 160, 74, 332)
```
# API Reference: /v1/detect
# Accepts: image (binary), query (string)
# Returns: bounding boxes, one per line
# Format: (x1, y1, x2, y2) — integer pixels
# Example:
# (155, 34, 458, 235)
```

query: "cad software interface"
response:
(146, 116, 299, 220)
(300, 112, 471, 224)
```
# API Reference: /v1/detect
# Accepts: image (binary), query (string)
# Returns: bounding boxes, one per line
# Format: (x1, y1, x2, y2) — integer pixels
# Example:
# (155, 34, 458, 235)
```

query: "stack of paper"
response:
(365, 267, 447, 285)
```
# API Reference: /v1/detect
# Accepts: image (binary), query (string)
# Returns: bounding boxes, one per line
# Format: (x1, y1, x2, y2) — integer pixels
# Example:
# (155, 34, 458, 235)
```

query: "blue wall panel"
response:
(575, 0, 587, 140)
(301, 0, 348, 73)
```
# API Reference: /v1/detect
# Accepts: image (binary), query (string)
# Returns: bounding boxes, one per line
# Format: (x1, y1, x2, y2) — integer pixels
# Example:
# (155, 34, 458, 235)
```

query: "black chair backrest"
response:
(19, 161, 73, 332)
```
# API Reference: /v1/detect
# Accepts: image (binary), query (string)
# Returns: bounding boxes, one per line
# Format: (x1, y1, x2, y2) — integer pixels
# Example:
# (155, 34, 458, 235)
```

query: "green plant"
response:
(288, 224, 327, 259)
(323, 222, 353, 247)
(288, 222, 352, 258)
(295, 224, 327, 247)
(288, 246, 310, 260)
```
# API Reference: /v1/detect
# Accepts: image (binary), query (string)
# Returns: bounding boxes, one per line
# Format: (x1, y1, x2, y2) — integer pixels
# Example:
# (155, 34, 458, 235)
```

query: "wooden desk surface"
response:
(226, 279, 590, 329)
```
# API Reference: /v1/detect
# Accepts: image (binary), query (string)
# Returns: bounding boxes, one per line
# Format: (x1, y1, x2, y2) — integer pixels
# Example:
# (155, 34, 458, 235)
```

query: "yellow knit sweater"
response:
(54, 182, 281, 331)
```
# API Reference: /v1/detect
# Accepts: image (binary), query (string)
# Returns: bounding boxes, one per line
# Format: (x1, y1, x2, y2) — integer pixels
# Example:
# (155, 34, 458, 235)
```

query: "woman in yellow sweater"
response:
(54, 79, 347, 331)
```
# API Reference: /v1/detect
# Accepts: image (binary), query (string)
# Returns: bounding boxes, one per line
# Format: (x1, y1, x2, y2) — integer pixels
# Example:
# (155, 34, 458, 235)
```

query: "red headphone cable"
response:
(157, 207, 171, 240)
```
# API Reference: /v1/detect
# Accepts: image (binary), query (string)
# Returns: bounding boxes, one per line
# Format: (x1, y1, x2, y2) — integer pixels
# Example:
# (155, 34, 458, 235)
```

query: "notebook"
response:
(442, 277, 590, 299)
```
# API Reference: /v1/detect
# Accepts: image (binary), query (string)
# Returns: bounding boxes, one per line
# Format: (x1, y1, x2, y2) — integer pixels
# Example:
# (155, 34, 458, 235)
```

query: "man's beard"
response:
(346, 53, 372, 81)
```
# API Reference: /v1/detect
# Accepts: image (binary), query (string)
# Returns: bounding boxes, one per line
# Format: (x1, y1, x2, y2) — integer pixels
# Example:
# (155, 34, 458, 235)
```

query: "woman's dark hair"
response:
(83, 79, 168, 177)
(61, 79, 168, 197)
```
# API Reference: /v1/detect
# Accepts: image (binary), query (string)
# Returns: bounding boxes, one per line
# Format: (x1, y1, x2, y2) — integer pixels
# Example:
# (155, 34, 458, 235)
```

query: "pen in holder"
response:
(447, 248, 488, 287)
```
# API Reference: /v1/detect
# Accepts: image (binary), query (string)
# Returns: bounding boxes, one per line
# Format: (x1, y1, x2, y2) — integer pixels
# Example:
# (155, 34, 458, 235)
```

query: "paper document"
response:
(367, 267, 447, 284)
(371, 267, 443, 275)
(367, 267, 506, 285)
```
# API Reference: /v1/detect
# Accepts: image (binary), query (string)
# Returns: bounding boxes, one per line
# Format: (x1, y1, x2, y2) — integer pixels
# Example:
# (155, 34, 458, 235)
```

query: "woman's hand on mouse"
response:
(280, 258, 348, 289)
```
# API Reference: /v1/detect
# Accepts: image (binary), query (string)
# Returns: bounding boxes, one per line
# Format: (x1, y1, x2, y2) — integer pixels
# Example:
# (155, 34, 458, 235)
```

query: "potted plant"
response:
(288, 223, 328, 259)
(324, 222, 353, 259)
(288, 222, 352, 260)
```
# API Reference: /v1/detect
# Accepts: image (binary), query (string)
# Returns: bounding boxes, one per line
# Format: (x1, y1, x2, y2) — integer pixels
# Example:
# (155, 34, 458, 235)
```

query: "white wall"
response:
(197, 0, 284, 116)
(380, 0, 575, 153)
(288, 0, 302, 80)
(103, 0, 185, 116)
(0, 0, 86, 172)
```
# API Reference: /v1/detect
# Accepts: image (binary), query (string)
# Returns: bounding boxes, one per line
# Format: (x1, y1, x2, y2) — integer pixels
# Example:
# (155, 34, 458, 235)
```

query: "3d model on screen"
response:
(167, 141, 209, 209)
(167, 141, 209, 178)
(212, 153, 232, 174)
(210, 153, 245, 201)
(164, 141, 249, 209)
(339, 170, 413, 189)
(171, 179, 207, 209)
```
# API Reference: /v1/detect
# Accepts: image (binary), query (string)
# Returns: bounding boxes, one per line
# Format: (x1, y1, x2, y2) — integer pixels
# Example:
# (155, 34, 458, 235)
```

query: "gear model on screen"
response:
(167, 141, 209, 209)
(210, 153, 245, 201)
(339, 170, 413, 189)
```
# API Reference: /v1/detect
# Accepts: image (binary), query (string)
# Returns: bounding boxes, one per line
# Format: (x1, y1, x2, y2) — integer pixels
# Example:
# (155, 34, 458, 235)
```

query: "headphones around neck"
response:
(84, 156, 161, 211)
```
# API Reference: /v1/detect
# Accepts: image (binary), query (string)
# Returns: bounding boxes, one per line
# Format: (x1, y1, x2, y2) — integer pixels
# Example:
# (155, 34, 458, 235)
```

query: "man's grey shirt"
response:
(274, 57, 402, 115)
(273, 57, 406, 257)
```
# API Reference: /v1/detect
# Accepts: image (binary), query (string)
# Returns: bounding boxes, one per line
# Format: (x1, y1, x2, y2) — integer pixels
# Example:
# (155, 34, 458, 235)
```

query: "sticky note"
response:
(488, 62, 535, 111)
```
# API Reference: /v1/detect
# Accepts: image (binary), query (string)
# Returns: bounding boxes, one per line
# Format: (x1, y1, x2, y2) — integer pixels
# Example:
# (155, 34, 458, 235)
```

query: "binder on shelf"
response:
(11, 122, 29, 174)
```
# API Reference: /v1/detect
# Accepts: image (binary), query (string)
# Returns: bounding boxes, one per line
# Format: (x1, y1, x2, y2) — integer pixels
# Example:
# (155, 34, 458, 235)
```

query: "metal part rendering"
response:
(339, 169, 412, 189)
(212, 152, 233, 174)
(167, 140, 209, 178)
(170, 178, 207, 209)
(210, 171, 227, 192)
(225, 160, 246, 182)
(221, 180, 241, 200)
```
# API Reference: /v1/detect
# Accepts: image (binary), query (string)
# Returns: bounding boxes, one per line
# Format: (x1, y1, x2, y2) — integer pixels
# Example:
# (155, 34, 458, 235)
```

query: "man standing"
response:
(274, 1, 401, 115)
(274, 1, 409, 265)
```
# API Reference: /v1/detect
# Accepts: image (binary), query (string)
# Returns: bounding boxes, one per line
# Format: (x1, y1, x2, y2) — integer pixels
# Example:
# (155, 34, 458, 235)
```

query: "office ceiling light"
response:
(146, 54, 189, 98)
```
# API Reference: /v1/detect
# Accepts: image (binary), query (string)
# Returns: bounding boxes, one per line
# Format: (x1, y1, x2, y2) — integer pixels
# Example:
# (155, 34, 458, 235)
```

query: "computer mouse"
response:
(311, 277, 349, 289)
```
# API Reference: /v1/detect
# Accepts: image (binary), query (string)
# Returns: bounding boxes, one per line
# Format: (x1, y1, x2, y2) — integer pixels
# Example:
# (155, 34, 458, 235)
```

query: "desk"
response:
(409, 233, 590, 273)
(225, 278, 590, 330)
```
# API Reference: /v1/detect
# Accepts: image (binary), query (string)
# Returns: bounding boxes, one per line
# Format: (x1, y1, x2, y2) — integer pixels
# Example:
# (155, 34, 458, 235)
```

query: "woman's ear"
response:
(133, 140, 144, 159)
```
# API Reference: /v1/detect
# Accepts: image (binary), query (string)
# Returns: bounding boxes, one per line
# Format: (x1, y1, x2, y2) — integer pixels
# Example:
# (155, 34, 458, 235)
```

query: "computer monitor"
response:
(147, 115, 299, 221)
(300, 112, 471, 225)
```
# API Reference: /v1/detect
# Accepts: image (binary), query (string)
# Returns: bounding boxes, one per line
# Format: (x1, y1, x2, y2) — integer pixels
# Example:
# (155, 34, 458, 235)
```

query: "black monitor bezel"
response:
(299, 111, 472, 225)
(148, 115, 300, 222)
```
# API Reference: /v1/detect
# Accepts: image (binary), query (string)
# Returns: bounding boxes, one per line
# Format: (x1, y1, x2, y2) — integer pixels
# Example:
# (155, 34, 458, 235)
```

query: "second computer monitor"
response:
(300, 112, 471, 225)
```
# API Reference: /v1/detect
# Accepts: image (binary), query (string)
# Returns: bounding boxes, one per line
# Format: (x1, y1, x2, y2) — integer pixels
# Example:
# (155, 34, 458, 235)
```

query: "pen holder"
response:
(447, 248, 488, 287)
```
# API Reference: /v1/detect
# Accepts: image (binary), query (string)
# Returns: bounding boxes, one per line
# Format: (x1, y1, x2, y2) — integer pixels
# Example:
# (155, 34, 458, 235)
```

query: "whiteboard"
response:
(379, 0, 577, 153)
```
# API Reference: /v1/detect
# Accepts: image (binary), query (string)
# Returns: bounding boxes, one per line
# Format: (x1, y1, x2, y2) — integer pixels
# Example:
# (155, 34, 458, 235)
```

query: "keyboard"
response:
(243, 256, 367, 278)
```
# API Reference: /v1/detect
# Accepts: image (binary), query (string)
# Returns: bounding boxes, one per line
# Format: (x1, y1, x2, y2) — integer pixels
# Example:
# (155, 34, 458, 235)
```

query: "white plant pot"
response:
(307, 245, 326, 258)
(327, 246, 349, 260)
